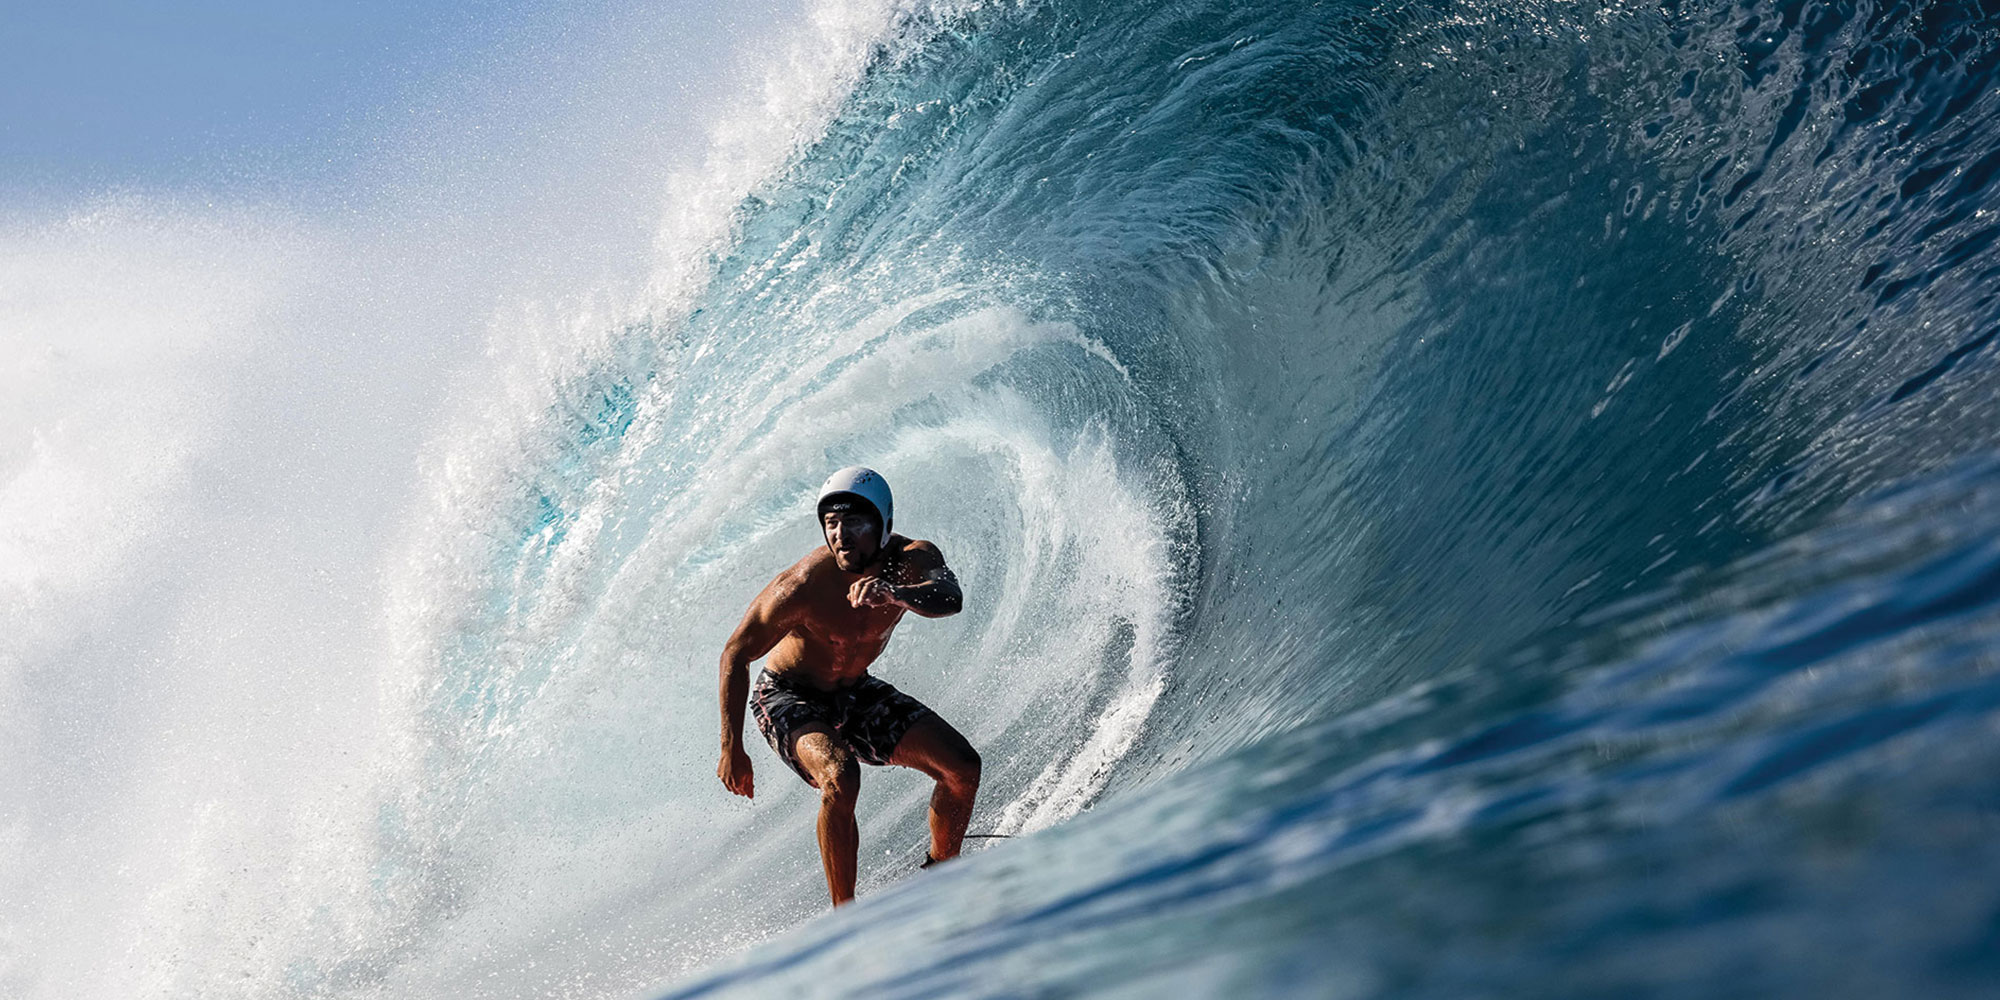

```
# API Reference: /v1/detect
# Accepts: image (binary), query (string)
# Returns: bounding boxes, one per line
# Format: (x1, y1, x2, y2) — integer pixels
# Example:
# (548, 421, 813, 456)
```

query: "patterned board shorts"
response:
(752, 669, 935, 786)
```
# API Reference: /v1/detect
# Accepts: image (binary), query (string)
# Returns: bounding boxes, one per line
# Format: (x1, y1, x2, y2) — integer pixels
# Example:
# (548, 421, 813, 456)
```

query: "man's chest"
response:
(794, 585, 903, 646)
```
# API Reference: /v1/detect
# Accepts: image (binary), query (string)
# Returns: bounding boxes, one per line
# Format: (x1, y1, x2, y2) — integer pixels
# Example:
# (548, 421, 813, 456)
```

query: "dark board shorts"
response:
(751, 669, 935, 786)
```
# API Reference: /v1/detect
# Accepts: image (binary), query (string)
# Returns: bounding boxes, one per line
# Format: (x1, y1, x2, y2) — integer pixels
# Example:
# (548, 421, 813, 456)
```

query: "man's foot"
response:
(920, 851, 941, 870)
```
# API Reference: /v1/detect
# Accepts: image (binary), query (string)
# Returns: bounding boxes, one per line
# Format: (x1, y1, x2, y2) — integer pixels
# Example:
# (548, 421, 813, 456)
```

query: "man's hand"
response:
(848, 577, 899, 608)
(719, 744, 755, 798)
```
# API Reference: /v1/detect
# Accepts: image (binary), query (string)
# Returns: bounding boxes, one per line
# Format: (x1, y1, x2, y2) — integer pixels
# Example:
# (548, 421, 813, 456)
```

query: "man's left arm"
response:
(888, 540, 962, 617)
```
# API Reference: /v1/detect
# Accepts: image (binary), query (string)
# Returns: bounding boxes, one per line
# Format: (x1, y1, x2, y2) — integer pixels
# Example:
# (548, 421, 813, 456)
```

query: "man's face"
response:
(822, 510, 882, 571)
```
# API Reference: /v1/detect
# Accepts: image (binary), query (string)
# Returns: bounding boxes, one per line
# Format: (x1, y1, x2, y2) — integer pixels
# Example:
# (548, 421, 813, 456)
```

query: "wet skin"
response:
(717, 511, 981, 905)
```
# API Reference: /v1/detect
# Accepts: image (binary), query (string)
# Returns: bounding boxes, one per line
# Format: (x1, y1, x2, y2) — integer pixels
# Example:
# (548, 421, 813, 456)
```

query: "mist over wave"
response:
(9, 0, 2000, 997)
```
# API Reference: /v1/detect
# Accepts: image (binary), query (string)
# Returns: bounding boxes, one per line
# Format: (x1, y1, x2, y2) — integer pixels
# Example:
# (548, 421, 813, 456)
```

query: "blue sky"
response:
(0, 0, 770, 200)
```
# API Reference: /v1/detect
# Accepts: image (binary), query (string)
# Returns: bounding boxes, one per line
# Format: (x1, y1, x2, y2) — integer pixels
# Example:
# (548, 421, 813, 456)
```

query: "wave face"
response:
(627, 0, 2000, 993)
(12, 0, 2000, 995)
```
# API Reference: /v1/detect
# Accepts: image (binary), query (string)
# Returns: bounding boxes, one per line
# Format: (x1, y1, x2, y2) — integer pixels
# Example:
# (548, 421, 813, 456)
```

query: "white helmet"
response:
(816, 466, 893, 538)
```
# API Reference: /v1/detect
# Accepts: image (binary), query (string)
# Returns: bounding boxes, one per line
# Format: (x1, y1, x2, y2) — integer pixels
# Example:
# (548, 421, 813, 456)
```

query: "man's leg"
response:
(791, 725, 861, 905)
(887, 716, 981, 862)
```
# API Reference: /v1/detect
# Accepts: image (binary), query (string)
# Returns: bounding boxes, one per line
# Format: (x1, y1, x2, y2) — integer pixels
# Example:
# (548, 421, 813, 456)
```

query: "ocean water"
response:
(7, 0, 2000, 997)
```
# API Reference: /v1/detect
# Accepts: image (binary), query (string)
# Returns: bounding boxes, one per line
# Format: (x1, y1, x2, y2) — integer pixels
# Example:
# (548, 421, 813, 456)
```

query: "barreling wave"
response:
(631, 0, 2000, 994)
(11, 0, 2000, 995)
(390, 0, 2000, 994)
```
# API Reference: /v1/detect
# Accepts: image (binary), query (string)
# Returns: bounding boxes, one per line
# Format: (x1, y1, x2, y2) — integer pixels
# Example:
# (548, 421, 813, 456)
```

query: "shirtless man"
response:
(717, 466, 982, 906)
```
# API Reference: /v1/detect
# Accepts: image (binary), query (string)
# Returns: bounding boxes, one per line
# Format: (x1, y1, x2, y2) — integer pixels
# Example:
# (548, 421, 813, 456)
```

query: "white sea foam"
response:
(0, 191, 476, 996)
(0, 4, 851, 998)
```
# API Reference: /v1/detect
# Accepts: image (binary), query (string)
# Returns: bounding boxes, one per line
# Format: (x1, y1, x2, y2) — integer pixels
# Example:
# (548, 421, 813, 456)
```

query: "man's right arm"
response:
(718, 575, 793, 798)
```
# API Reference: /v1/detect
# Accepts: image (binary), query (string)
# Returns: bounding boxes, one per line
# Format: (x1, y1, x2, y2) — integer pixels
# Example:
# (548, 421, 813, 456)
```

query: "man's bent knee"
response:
(818, 760, 861, 810)
(944, 746, 981, 794)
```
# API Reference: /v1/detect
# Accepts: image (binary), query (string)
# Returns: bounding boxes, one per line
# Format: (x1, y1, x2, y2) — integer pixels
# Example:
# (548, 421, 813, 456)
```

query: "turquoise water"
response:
(623, 0, 2000, 994)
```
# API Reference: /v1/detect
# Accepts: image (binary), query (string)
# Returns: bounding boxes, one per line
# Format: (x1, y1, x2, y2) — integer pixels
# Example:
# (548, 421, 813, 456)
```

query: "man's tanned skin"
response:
(717, 508, 980, 906)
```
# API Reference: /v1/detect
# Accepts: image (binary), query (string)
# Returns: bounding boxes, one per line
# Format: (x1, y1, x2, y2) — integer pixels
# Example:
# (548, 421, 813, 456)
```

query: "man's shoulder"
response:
(762, 551, 825, 600)
(780, 548, 835, 583)
(895, 536, 943, 559)
(886, 537, 949, 580)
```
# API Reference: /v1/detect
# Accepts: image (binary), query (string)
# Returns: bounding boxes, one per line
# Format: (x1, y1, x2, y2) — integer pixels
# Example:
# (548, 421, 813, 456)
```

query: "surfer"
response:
(716, 466, 981, 906)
